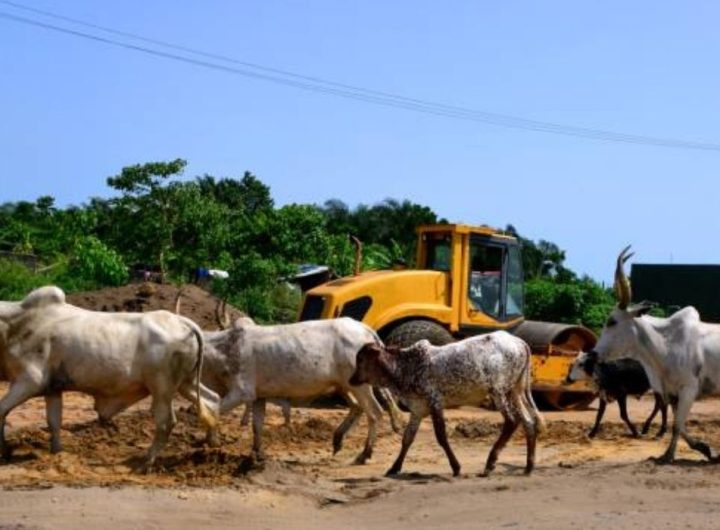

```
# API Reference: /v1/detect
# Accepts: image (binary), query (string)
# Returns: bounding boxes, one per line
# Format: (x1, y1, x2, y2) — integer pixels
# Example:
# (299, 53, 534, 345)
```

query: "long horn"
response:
(174, 286, 185, 315)
(215, 298, 230, 330)
(614, 245, 634, 309)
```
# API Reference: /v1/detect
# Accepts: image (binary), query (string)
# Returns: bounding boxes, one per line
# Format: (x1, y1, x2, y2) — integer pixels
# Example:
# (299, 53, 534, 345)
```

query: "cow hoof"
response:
(649, 455, 674, 465)
(1, 446, 13, 462)
(353, 454, 370, 465)
(205, 432, 221, 448)
(451, 467, 461, 477)
(385, 467, 400, 477)
(332, 436, 343, 455)
(134, 462, 154, 475)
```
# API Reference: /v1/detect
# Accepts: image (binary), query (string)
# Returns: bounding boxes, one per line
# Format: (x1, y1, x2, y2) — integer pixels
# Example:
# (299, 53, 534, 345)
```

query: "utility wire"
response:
(2, 4, 720, 151)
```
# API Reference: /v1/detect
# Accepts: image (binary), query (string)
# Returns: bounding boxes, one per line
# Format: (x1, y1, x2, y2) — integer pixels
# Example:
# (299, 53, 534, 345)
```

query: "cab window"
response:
(425, 238, 451, 271)
(468, 244, 502, 319)
(506, 245, 524, 317)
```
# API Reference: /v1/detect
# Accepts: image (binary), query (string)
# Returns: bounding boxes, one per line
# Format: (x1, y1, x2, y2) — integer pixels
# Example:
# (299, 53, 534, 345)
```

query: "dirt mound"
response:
(66, 283, 245, 330)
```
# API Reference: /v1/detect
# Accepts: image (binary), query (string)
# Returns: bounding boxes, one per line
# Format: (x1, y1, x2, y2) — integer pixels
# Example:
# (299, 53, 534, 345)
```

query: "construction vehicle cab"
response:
(300, 223, 596, 409)
(418, 224, 524, 333)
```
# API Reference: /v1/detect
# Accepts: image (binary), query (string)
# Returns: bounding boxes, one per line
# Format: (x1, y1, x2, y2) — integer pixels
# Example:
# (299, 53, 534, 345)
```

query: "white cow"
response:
(201, 317, 402, 464)
(590, 246, 720, 464)
(0, 286, 220, 469)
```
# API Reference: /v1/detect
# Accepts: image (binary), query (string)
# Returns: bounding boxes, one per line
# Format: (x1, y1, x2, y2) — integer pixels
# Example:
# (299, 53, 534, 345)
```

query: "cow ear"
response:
(629, 301, 655, 317)
(359, 342, 380, 357)
(385, 344, 401, 355)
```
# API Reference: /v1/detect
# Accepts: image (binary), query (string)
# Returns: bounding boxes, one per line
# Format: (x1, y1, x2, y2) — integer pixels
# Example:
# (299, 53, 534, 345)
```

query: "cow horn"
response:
(174, 286, 185, 315)
(614, 245, 634, 309)
(215, 298, 230, 330)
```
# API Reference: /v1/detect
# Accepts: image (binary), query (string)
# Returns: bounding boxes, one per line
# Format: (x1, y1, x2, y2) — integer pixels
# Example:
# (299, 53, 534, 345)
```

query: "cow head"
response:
(565, 350, 598, 383)
(592, 246, 654, 362)
(350, 342, 391, 387)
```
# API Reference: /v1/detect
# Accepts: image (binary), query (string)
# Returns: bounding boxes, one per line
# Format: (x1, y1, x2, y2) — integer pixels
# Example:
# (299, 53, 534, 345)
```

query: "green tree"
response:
(65, 236, 129, 289)
(106, 159, 187, 278)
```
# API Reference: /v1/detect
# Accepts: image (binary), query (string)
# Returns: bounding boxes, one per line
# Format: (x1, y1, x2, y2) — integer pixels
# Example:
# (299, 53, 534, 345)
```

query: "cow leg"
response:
(349, 385, 383, 465)
(204, 387, 253, 447)
(656, 396, 668, 438)
(588, 399, 607, 438)
(681, 431, 715, 461)
(143, 394, 176, 471)
(177, 380, 220, 428)
(642, 393, 664, 436)
(484, 392, 519, 476)
(332, 392, 363, 455)
(429, 404, 461, 477)
(386, 413, 422, 476)
(674, 387, 714, 460)
(45, 393, 63, 454)
(617, 394, 639, 438)
(377, 387, 404, 433)
(0, 379, 42, 460)
(655, 388, 695, 464)
(240, 404, 251, 426)
(513, 390, 538, 475)
(251, 398, 267, 461)
(279, 400, 292, 427)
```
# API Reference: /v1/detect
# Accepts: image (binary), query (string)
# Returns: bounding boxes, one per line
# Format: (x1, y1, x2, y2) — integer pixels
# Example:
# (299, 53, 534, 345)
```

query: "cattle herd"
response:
(0, 246, 719, 480)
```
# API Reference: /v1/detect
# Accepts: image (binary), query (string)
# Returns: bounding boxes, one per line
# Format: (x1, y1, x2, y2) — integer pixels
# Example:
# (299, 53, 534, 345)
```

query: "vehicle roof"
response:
(416, 223, 517, 240)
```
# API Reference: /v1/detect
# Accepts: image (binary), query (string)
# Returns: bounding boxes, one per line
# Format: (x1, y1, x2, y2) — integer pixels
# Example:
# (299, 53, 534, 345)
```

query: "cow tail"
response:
(522, 341, 545, 433)
(186, 319, 218, 429)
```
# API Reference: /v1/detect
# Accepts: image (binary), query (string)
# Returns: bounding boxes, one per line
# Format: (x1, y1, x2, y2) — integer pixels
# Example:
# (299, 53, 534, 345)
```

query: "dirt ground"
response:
(2, 388, 720, 529)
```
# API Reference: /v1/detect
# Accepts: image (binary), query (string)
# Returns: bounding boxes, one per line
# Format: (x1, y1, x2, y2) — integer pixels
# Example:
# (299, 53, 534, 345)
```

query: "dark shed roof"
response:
(631, 264, 720, 322)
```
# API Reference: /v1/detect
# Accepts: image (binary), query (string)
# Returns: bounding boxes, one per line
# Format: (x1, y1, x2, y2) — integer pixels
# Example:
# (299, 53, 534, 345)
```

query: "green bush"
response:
(0, 259, 50, 300)
(525, 277, 616, 332)
(66, 236, 128, 289)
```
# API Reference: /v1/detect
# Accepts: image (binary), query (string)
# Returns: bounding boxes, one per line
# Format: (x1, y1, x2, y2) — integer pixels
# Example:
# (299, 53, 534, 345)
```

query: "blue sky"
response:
(1, 1, 719, 283)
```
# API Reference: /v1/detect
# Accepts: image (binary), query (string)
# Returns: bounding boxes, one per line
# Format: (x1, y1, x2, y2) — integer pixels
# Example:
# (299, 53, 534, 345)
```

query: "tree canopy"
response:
(0, 159, 616, 328)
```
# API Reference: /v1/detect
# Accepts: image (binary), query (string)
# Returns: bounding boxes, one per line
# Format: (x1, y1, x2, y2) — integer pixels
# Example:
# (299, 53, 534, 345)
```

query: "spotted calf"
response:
(350, 331, 544, 477)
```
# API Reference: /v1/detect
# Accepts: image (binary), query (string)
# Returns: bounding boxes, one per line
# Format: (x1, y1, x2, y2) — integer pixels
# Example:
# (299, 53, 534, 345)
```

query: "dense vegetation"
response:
(0, 159, 617, 329)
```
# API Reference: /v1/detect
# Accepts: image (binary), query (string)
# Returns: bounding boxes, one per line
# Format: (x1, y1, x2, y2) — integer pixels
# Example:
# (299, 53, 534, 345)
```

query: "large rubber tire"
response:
(384, 320, 454, 348)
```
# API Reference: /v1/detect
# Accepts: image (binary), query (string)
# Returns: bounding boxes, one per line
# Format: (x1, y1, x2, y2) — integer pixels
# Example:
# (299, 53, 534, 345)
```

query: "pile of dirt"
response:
(66, 283, 245, 330)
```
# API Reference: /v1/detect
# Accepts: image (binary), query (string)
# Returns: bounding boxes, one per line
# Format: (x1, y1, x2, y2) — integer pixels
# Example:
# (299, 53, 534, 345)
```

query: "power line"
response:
(1, 4, 720, 151)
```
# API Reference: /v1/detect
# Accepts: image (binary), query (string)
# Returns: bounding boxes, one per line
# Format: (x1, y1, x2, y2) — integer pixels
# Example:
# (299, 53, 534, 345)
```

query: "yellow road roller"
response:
(299, 223, 596, 409)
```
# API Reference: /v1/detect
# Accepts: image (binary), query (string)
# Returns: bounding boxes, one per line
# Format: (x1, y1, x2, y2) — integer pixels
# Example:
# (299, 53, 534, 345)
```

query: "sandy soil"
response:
(2, 388, 720, 529)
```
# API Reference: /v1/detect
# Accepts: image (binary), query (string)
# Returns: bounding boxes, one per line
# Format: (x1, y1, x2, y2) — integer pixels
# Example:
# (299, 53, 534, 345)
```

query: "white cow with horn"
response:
(588, 246, 720, 464)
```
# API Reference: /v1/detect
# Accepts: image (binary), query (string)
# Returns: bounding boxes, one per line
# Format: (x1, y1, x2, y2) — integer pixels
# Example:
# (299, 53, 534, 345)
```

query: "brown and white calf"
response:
(350, 331, 544, 477)
(201, 317, 402, 464)
(0, 286, 220, 468)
